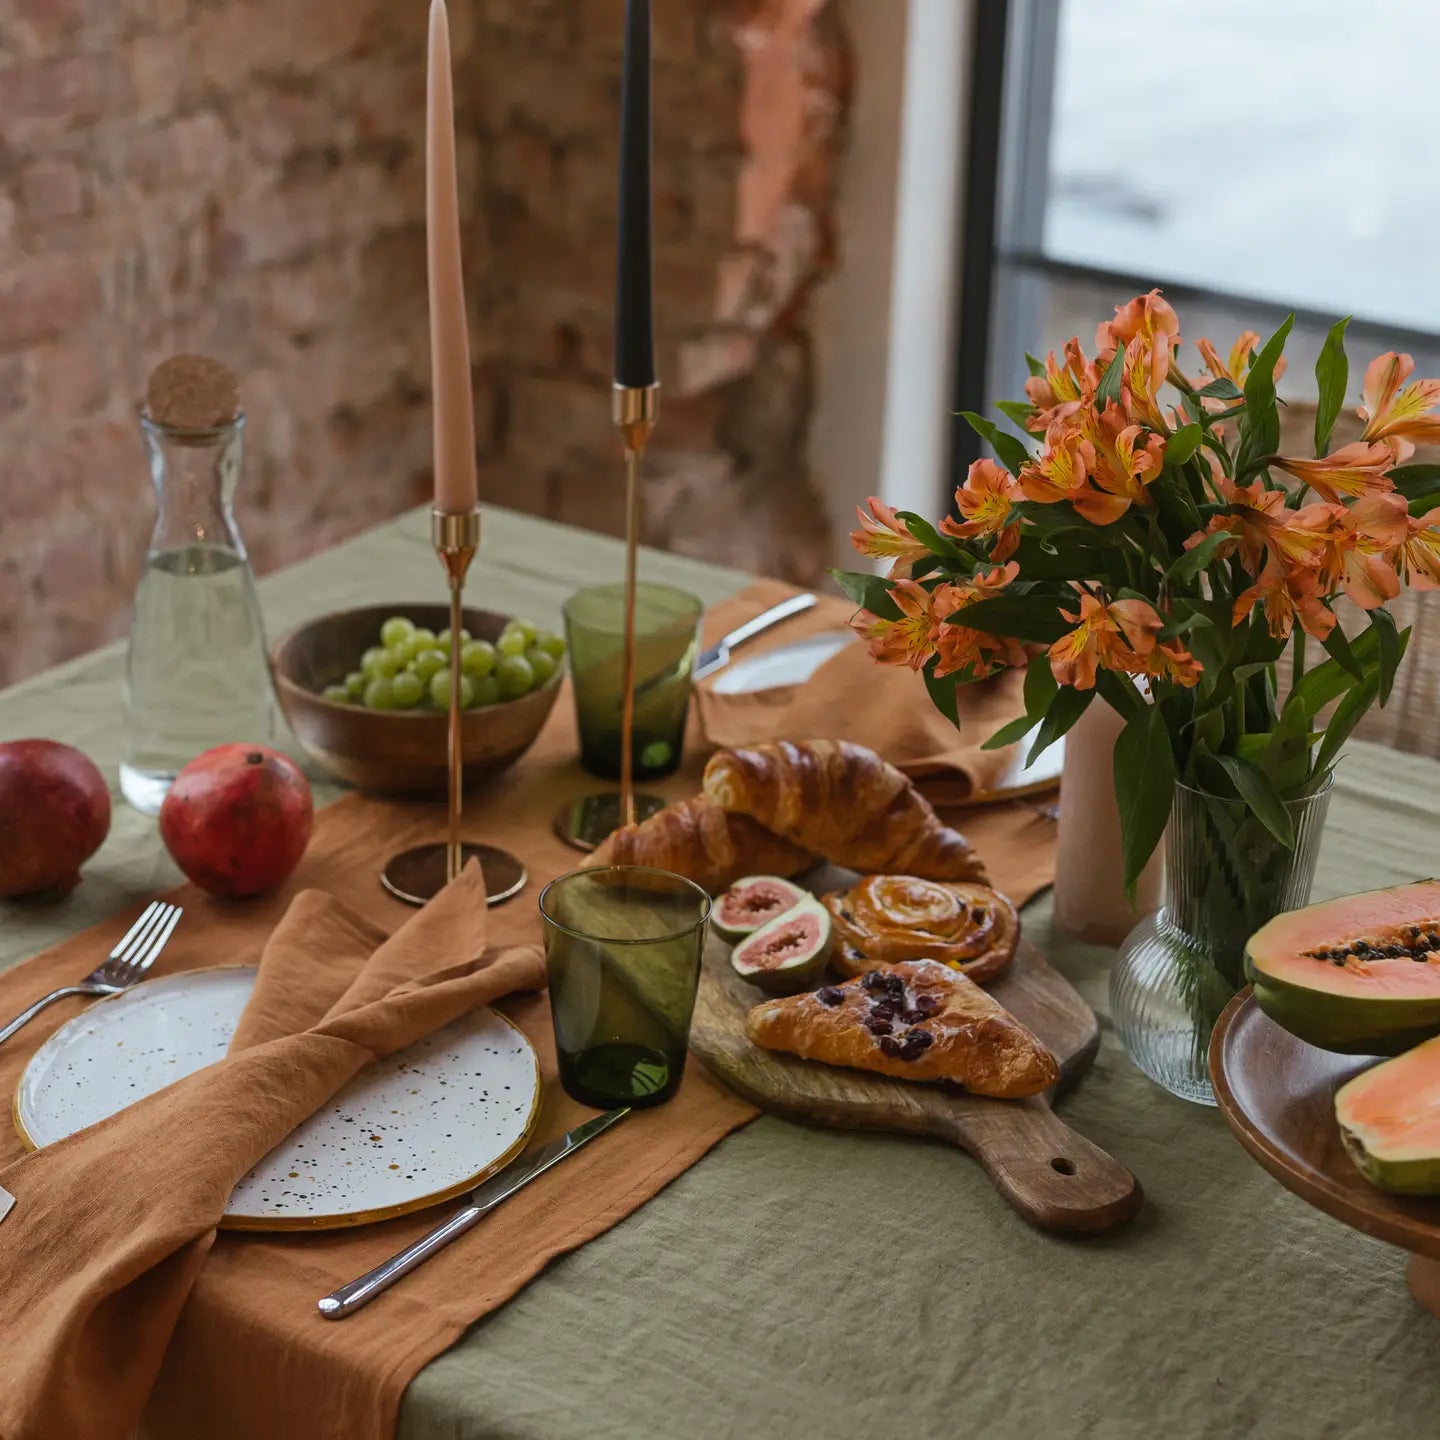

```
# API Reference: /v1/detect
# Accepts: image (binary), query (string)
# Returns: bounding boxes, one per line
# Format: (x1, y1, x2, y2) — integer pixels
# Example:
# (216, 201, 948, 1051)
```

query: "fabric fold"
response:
(0, 863, 546, 1440)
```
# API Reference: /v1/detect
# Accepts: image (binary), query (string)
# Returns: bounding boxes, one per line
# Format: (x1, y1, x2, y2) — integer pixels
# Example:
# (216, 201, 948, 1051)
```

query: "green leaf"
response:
(1166, 530, 1231, 587)
(1408, 492, 1440, 518)
(1024, 352, 1045, 378)
(1313, 316, 1350, 456)
(1095, 346, 1126, 408)
(1370, 608, 1403, 706)
(981, 655, 1056, 750)
(828, 568, 901, 620)
(1314, 673, 1379, 776)
(996, 399, 1038, 433)
(1389, 464, 1440, 501)
(1261, 694, 1313, 793)
(1235, 314, 1295, 478)
(1291, 623, 1382, 716)
(1113, 702, 1176, 894)
(1026, 684, 1093, 767)
(1165, 422, 1203, 466)
(1195, 375, 1244, 401)
(944, 592, 1070, 644)
(959, 412, 1031, 476)
(1095, 667, 1141, 718)
(1319, 623, 1364, 682)
(922, 661, 960, 727)
(1213, 754, 1295, 848)
(894, 510, 966, 562)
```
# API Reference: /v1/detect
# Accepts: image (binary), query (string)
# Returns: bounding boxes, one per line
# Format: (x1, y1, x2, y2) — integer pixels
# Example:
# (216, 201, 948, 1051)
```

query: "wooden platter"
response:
(689, 868, 1142, 1235)
(1210, 989, 1440, 1317)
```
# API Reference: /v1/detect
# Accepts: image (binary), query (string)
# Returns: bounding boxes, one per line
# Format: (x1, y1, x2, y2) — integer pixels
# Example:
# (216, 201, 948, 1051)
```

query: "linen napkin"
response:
(0, 862, 546, 1440)
(692, 582, 1032, 804)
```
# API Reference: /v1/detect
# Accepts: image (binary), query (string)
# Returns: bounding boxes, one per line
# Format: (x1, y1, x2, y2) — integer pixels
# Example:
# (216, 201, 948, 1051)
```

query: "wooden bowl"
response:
(272, 604, 562, 794)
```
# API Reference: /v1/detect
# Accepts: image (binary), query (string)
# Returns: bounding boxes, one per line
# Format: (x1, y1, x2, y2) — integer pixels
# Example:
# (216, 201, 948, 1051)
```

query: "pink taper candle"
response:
(426, 0, 478, 514)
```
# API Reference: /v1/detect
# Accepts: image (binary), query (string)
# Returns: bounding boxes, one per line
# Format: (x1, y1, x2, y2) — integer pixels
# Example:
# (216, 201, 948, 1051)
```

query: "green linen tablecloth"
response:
(2, 507, 1437, 1440)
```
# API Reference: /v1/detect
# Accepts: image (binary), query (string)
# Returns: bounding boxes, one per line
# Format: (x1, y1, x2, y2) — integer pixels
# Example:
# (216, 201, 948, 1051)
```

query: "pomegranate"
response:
(0, 740, 112, 900)
(159, 744, 313, 899)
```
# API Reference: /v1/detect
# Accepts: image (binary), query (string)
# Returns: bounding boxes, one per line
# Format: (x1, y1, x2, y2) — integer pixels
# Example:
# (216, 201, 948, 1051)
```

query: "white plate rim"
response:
(11, 965, 543, 1232)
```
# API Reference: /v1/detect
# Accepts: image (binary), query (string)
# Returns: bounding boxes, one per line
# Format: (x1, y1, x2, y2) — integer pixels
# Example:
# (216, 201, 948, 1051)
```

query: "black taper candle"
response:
(614, 0, 655, 388)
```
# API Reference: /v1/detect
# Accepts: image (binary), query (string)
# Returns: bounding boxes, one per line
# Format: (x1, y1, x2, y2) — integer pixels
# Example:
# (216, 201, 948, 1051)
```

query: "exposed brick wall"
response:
(0, 0, 849, 687)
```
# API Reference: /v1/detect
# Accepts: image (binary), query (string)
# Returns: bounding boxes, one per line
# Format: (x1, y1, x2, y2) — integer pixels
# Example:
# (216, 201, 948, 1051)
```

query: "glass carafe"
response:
(119, 413, 276, 815)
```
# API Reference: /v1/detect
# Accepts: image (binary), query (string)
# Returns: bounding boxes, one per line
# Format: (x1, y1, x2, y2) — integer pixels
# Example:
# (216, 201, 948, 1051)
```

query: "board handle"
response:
(937, 1099, 1142, 1235)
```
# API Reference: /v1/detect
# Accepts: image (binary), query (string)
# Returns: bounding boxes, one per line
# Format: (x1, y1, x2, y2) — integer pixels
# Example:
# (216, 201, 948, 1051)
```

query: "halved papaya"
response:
(1246, 880, 1440, 1055)
(1336, 1035, 1440, 1195)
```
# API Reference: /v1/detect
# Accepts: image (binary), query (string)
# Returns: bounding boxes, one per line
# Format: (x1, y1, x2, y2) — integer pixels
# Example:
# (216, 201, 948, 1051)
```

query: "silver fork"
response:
(0, 901, 183, 1046)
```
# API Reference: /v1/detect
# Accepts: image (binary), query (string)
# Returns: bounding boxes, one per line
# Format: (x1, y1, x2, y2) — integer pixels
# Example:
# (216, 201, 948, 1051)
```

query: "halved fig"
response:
(713, 874, 808, 942)
(730, 894, 831, 993)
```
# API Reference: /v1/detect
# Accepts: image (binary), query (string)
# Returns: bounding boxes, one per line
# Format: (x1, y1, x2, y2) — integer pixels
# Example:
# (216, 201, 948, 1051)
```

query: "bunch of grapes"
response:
(322, 616, 565, 711)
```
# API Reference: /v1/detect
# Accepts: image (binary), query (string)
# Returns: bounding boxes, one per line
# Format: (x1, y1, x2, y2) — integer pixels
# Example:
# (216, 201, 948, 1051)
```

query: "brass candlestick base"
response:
(380, 507, 527, 908)
(559, 381, 664, 853)
(554, 791, 667, 852)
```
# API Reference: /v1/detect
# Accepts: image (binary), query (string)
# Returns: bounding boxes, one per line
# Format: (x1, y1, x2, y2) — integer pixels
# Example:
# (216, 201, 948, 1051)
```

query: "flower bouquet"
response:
(832, 291, 1440, 1095)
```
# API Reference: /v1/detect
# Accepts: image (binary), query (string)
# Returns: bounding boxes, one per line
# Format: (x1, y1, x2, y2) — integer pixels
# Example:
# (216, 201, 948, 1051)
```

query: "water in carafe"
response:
(120, 395, 275, 815)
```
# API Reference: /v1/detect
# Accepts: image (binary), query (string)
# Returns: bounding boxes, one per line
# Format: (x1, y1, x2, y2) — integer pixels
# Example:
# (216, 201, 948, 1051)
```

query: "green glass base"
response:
(557, 1041, 681, 1109)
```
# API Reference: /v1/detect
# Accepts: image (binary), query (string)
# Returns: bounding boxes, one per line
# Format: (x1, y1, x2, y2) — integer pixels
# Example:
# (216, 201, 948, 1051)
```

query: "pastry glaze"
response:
(587, 794, 809, 894)
(702, 739, 988, 883)
(745, 958, 1058, 1099)
(824, 876, 1019, 983)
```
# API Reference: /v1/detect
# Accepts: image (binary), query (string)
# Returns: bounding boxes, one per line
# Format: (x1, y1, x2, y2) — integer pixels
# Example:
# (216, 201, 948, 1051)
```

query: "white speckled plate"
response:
(13, 967, 540, 1231)
(711, 632, 1064, 801)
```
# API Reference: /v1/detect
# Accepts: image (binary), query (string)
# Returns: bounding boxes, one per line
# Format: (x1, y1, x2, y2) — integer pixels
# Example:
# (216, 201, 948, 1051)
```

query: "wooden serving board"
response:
(689, 870, 1142, 1235)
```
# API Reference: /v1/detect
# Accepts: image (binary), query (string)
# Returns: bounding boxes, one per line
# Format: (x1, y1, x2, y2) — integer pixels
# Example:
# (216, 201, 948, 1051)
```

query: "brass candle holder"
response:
(554, 382, 668, 851)
(381, 507, 528, 906)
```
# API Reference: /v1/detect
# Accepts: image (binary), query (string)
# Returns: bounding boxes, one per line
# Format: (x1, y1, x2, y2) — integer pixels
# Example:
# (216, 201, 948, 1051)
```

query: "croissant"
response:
(586, 795, 811, 894)
(746, 959, 1058, 1098)
(702, 740, 988, 883)
(824, 876, 1019, 984)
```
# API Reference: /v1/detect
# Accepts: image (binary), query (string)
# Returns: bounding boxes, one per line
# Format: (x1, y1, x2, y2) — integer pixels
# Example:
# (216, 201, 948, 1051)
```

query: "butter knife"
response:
(317, 1107, 631, 1319)
(692, 592, 817, 682)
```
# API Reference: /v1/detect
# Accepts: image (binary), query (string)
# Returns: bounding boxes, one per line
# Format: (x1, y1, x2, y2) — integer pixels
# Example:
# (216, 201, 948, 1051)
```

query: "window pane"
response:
(1045, 0, 1440, 333)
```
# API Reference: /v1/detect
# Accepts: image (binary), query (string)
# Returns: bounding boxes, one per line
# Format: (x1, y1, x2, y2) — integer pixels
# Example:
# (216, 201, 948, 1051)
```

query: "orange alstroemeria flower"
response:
(1271, 442, 1396, 505)
(850, 497, 932, 576)
(1192, 478, 1328, 577)
(941, 459, 1023, 561)
(1233, 561, 1335, 641)
(1081, 402, 1166, 516)
(1048, 593, 1163, 690)
(1195, 330, 1286, 389)
(1018, 424, 1094, 505)
(850, 578, 940, 671)
(1359, 352, 1440, 462)
(1399, 505, 1440, 590)
(1023, 338, 1094, 435)
(1127, 639, 1204, 689)
(1095, 289, 1180, 357)
(1303, 494, 1407, 611)
(933, 563, 1027, 679)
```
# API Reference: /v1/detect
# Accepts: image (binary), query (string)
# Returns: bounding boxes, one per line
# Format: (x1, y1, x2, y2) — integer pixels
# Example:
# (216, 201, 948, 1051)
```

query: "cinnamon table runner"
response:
(0, 581, 1057, 1440)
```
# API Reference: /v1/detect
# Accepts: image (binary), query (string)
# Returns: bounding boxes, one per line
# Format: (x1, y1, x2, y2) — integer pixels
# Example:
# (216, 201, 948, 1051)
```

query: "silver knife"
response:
(317, 1107, 631, 1319)
(693, 592, 818, 682)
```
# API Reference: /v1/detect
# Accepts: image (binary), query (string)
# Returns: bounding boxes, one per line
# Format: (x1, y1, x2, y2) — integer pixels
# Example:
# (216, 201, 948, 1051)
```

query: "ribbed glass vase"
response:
(1110, 777, 1333, 1106)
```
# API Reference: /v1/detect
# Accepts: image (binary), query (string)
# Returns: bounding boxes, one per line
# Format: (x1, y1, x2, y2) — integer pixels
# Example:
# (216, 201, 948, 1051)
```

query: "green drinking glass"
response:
(562, 581, 702, 782)
(539, 866, 712, 1109)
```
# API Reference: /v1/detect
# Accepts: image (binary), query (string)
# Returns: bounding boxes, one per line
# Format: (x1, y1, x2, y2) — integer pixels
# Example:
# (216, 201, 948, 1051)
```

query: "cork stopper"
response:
(145, 354, 238, 430)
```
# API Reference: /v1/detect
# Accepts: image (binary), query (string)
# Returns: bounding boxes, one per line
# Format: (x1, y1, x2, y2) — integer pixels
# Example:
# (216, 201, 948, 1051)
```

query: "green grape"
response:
(461, 638, 496, 679)
(428, 668, 476, 709)
(526, 647, 558, 686)
(468, 674, 500, 707)
(361, 646, 399, 682)
(641, 740, 674, 771)
(435, 627, 471, 650)
(495, 653, 535, 700)
(344, 670, 366, 700)
(322, 683, 351, 704)
(410, 627, 437, 652)
(410, 647, 447, 682)
(390, 670, 424, 709)
(380, 616, 415, 649)
(496, 629, 528, 658)
(509, 619, 538, 645)
(534, 629, 566, 660)
(363, 677, 397, 710)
